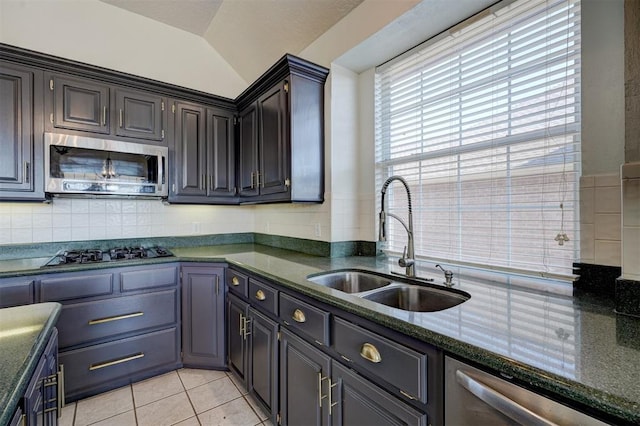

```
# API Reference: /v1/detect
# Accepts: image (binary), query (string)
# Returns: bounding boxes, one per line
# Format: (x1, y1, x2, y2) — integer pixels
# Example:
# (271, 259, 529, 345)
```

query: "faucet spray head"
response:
(378, 210, 386, 241)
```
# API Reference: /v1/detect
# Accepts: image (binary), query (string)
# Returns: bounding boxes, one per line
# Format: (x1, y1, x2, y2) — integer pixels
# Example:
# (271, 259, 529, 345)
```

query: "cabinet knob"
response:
(255, 289, 266, 301)
(232, 276, 240, 286)
(360, 343, 382, 363)
(292, 309, 306, 323)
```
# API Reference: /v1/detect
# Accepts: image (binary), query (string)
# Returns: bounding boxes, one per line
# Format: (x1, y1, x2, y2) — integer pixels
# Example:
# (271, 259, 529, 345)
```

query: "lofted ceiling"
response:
(99, 0, 365, 83)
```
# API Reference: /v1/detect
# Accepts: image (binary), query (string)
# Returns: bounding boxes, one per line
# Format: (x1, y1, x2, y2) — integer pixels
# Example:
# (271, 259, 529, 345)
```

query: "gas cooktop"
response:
(42, 246, 174, 267)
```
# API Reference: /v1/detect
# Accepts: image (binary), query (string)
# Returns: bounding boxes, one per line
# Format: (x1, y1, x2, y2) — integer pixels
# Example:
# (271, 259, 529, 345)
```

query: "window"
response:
(375, 0, 581, 279)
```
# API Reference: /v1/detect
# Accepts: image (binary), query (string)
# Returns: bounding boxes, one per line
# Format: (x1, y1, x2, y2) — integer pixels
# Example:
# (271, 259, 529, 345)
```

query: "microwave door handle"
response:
(455, 370, 558, 426)
(159, 155, 165, 188)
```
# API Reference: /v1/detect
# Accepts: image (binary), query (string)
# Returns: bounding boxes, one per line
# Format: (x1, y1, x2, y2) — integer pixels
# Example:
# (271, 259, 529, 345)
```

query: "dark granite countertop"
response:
(0, 243, 638, 423)
(0, 302, 61, 425)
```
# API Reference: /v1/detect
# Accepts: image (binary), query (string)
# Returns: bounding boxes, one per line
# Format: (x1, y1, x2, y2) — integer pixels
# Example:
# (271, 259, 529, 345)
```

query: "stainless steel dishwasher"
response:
(444, 356, 608, 425)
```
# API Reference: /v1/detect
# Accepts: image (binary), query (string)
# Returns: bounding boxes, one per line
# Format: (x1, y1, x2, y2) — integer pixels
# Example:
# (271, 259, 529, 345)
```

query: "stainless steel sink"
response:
(307, 269, 470, 312)
(361, 284, 469, 312)
(307, 270, 391, 293)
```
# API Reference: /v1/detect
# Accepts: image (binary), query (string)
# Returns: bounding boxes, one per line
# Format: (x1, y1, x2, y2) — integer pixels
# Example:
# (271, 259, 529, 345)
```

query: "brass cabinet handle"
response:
(102, 106, 107, 126)
(318, 373, 324, 408)
(89, 352, 144, 371)
(250, 171, 255, 189)
(239, 313, 245, 337)
(255, 289, 266, 301)
(292, 309, 306, 323)
(58, 364, 65, 415)
(360, 343, 382, 363)
(119, 109, 123, 127)
(231, 276, 240, 286)
(88, 312, 143, 325)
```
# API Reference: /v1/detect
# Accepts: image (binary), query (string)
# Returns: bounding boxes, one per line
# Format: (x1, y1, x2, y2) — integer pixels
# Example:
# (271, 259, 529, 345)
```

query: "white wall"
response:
(581, 0, 625, 176)
(0, 0, 247, 98)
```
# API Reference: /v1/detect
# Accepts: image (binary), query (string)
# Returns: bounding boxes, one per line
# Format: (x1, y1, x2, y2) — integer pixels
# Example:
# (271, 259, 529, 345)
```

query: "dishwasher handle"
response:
(456, 370, 558, 426)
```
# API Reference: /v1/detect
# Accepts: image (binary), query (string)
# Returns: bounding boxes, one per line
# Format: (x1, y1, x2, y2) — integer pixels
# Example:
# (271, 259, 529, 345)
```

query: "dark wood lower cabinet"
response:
(331, 362, 427, 426)
(227, 293, 249, 386)
(181, 265, 225, 368)
(247, 307, 279, 417)
(20, 328, 59, 426)
(279, 328, 330, 426)
(44, 264, 182, 402)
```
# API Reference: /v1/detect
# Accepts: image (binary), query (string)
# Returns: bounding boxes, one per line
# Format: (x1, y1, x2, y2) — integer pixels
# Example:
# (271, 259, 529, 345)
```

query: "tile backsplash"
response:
(580, 173, 621, 266)
(622, 162, 640, 280)
(0, 198, 255, 245)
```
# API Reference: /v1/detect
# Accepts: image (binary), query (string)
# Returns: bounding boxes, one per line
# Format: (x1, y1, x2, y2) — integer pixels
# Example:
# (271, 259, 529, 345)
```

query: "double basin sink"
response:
(307, 269, 470, 313)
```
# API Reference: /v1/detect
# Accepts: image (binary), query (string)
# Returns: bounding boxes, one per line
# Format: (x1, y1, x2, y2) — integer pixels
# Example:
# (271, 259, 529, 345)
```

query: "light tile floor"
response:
(58, 369, 274, 426)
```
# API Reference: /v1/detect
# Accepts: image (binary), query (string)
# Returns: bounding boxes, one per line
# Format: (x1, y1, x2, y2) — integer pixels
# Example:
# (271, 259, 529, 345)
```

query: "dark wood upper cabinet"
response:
(49, 74, 110, 134)
(0, 61, 45, 201)
(207, 108, 236, 198)
(172, 100, 207, 198)
(236, 55, 329, 204)
(258, 80, 289, 197)
(45, 72, 167, 144)
(115, 88, 164, 141)
(238, 103, 259, 197)
(169, 100, 237, 203)
(1, 45, 328, 205)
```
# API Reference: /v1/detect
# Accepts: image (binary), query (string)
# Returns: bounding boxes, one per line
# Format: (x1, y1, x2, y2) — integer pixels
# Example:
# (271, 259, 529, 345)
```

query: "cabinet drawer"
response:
(60, 327, 178, 399)
(226, 269, 248, 297)
(0, 278, 33, 308)
(279, 293, 329, 346)
(120, 266, 177, 292)
(248, 279, 278, 315)
(333, 317, 428, 404)
(40, 273, 113, 302)
(57, 289, 178, 348)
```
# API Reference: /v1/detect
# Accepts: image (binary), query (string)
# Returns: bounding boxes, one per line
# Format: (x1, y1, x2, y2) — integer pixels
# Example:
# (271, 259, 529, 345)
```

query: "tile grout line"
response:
(177, 369, 204, 425)
(129, 384, 139, 426)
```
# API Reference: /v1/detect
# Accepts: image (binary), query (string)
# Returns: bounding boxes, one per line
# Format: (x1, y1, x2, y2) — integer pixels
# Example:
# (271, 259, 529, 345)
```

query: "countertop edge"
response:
(0, 253, 637, 423)
(0, 302, 62, 425)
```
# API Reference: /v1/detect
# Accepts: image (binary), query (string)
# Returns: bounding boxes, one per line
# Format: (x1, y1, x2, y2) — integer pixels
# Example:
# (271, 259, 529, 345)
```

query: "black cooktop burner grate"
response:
(42, 246, 174, 267)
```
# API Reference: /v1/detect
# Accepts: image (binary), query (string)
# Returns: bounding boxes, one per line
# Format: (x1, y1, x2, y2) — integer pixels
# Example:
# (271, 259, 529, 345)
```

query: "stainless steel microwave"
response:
(44, 133, 168, 197)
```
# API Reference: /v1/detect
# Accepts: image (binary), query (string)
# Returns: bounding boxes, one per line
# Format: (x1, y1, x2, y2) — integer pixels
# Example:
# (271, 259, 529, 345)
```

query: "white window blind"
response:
(375, 0, 581, 279)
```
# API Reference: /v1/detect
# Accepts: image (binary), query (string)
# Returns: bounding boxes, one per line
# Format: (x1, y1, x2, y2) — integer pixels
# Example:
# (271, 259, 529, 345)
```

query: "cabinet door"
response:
(115, 88, 165, 141)
(181, 265, 225, 367)
(0, 62, 39, 195)
(228, 293, 249, 386)
(331, 362, 427, 426)
(248, 307, 278, 417)
(238, 103, 259, 197)
(258, 79, 290, 197)
(8, 405, 24, 426)
(49, 74, 110, 134)
(280, 328, 330, 426)
(173, 101, 207, 197)
(24, 329, 59, 426)
(206, 107, 236, 198)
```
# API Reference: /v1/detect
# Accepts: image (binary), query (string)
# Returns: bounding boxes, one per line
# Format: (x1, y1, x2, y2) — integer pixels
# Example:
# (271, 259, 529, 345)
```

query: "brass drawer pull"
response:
(292, 309, 306, 323)
(89, 352, 144, 371)
(232, 276, 240, 286)
(360, 343, 382, 363)
(400, 390, 417, 400)
(255, 289, 266, 301)
(88, 312, 144, 325)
